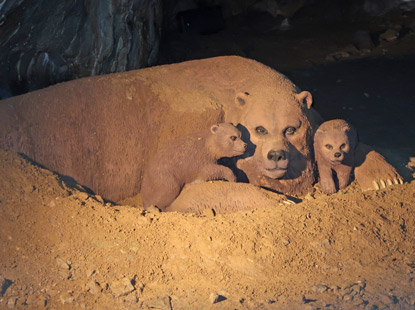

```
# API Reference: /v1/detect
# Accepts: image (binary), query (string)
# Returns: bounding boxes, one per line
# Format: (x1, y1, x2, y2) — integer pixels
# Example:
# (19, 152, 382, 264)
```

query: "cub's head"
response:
(210, 123, 247, 158)
(314, 119, 358, 165)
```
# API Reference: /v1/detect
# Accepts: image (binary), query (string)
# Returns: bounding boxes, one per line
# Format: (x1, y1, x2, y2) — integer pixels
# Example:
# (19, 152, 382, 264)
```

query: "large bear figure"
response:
(0, 56, 402, 202)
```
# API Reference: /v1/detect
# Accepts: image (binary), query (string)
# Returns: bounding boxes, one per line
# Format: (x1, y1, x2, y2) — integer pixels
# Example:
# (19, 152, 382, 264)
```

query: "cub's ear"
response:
(296, 91, 313, 109)
(210, 124, 219, 134)
(235, 92, 250, 108)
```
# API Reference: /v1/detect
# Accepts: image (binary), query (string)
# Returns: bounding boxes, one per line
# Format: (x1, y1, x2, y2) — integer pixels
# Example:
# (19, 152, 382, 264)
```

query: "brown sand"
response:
(0, 149, 414, 309)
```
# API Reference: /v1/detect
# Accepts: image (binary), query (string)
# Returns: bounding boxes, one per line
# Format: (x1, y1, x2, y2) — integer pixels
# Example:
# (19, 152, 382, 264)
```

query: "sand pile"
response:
(0, 149, 414, 309)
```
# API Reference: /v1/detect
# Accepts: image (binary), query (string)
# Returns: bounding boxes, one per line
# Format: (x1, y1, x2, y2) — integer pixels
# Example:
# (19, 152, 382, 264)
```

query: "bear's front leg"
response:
(335, 164, 353, 190)
(143, 176, 182, 211)
(354, 143, 403, 190)
(318, 164, 336, 194)
(198, 165, 236, 182)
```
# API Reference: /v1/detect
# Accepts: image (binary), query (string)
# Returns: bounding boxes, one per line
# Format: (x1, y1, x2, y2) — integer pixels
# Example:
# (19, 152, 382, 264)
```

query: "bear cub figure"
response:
(141, 123, 247, 211)
(314, 119, 358, 194)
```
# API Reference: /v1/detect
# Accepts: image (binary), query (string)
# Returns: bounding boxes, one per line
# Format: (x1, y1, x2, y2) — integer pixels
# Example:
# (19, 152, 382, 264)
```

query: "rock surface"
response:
(0, 0, 162, 97)
(111, 277, 135, 298)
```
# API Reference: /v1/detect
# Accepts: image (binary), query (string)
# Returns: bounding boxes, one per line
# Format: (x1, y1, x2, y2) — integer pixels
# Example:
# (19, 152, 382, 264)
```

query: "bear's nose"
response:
(334, 152, 342, 158)
(267, 150, 286, 162)
(243, 143, 248, 150)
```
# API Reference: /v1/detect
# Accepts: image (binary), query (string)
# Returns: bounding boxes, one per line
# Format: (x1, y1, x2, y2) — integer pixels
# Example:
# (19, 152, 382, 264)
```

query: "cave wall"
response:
(0, 0, 162, 97)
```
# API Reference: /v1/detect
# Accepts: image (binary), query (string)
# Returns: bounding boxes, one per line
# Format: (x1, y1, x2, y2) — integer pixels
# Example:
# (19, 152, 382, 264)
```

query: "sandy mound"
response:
(0, 149, 414, 309)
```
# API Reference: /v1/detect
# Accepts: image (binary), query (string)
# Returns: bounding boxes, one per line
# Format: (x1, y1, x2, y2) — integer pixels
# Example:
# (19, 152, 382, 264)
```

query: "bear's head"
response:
(232, 90, 315, 180)
(209, 123, 248, 159)
(314, 119, 358, 165)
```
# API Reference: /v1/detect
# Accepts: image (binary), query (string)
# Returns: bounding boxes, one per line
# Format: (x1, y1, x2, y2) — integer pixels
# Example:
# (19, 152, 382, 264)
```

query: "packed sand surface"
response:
(1, 149, 414, 309)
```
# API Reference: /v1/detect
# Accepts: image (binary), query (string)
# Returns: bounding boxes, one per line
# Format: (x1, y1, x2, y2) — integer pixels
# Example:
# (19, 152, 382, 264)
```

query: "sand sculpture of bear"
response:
(0, 56, 403, 205)
(141, 123, 247, 211)
(167, 181, 294, 214)
(314, 119, 358, 194)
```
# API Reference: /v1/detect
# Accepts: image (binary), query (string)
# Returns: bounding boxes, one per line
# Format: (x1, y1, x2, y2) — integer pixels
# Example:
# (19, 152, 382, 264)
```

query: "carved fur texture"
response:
(0, 56, 403, 203)
(314, 119, 357, 194)
(141, 123, 247, 210)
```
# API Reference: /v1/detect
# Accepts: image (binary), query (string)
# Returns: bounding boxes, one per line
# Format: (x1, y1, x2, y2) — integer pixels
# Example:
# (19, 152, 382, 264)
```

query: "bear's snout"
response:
(267, 149, 286, 162)
(262, 148, 289, 179)
(243, 143, 248, 151)
(334, 152, 342, 158)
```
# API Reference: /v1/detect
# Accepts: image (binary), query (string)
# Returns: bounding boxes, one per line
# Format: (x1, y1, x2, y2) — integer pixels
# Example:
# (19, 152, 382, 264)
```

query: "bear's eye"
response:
(230, 136, 237, 141)
(340, 143, 346, 149)
(284, 127, 296, 136)
(325, 144, 333, 150)
(255, 126, 268, 135)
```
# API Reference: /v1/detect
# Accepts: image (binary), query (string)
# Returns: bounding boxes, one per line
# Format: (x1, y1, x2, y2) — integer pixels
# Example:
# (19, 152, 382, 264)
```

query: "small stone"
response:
(352, 296, 366, 306)
(209, 292, 226, 304)
(218, 289, 228, 297)
(326, 51, 351, 61)
(209, 293, 220, 304)
(304, 192, 315, 200)
(25, 185, 36, 193)
(95, 195, 104, 203)
(202, 208, 216, 217)
(37, 298, 47, 307)
(86, 280, 102, 295)
(129, 244, 140, 253)
(58, 269, 72, 280)
(86, 268, 96, 278)
(60, 292, 74, 304)
(25, 294, 38, 305)
(7, 297, 17, 308)
(123, 293, 138, 303)
(353, 30, 374, 50)
(111, 277, 135, 298)
(45, 288, 59, 297)
(136, 282, 144, 293)
(311, 239, 330, 249)
(57, 258, 72, 280)
(74, 192, 89, 200)
(311, 284, 329, 293)
(144, 296, 172, 310)
(146, 205, 161, 213)
(406, 158, 415, 171)
(377, 293, 393, 305)
(56, 258, 71, 270)
(379, 29, 399, 42)
(342, 292, 354, 301)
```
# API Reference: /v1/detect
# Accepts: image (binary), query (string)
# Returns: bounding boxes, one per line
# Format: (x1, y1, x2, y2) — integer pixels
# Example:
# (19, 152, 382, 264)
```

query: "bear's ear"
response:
(296, 91, 313, 109)
(235, 92, 250, 108)
(210, 124, 219, 134)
